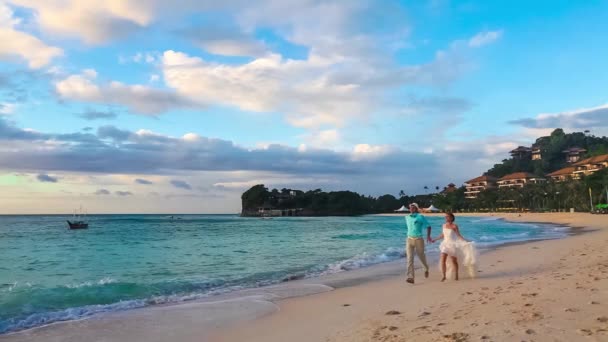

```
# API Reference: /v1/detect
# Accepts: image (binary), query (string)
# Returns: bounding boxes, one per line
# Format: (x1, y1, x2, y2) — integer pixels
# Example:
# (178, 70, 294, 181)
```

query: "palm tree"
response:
(399, 190, 405, 198)
(435, 186, 440, 192)
(424, 185, 429, 193)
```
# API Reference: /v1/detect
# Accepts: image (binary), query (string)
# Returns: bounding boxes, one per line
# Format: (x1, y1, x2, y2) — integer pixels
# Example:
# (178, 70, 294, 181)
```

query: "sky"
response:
(1, 0, 608, 214)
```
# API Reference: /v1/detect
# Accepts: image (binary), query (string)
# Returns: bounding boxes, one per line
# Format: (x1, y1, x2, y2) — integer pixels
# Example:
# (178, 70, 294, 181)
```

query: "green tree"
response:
(241, 184, 270, 210)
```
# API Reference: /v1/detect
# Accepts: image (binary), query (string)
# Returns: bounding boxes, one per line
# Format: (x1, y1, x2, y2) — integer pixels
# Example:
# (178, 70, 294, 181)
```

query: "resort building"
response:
(546, 167, 578, 181)
(531, 145, 542, 160)
(510, 146, 532, 159)
(464, 175, 498, 199)
(563, 147, 587, 163)
(547, 153, 608, 181)
(497, 172, 546, 188)
(572, 154, 608, 176)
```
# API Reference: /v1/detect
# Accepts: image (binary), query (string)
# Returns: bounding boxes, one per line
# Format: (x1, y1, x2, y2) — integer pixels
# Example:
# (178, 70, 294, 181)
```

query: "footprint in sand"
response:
(385, 310, 401, 315)
(521, 293, 538, 297)
(525, 329, 535, 335)
(564, 308, 579, 313)
(577, 328, 593, 336)
(442, 332, 469, 342)
(597, 316, 608, 323)
(342, 304, 351, 307)
(371, 325, 400, 341)
(412, 325, 430, 332)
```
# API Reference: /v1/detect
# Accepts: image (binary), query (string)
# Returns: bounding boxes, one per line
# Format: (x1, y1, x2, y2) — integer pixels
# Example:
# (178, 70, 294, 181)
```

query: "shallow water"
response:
(0, 214, 568, 334)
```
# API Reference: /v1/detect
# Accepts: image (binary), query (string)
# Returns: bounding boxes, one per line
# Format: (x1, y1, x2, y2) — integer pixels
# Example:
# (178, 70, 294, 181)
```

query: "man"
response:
(404, 203, 432, 284)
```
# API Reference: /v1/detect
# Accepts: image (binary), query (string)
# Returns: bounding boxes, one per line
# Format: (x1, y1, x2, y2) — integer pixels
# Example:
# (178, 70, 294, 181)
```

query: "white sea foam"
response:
(2, 281, 33, 293)
(2, 299, 148, 334)
(323, 247, 404, 274)
(470, 217, 502, 223)
(64, 277, 117, 289)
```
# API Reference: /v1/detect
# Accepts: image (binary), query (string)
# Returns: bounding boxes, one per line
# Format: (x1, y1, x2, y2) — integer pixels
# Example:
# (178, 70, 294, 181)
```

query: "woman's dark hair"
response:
(446, 212, 455, 221)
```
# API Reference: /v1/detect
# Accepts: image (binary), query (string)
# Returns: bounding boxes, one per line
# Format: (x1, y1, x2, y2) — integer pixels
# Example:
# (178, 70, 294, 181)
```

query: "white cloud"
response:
(132, 52, 157, 63)
(161, 50, 369, 128)
(160, 48, 467, 129)
(0, 3, 62, 69)
(305, 129, 341, 147)
(0, 102, 16, 115)
(10, 0, 154, 44)
(180, 25, 268, 57)
(351, 144, 396, 161)
(509, 103, 608, 130)
(0, 2, 20, 27)
(182, 132, 200, 142)
(55, 69, 192, 114)
(468, 30, 503, 47)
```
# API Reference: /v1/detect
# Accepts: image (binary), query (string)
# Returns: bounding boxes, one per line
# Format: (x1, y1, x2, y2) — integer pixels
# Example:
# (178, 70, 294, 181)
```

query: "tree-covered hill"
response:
(485, 129, 608, 178)
(241, 185, 434, 216)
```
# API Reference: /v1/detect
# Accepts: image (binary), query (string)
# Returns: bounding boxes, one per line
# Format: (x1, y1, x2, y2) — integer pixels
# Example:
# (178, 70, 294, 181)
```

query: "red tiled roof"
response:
(510, 146, 532, 153)
(546, 167, 576, 177)
(572, 153, 608, 166)
(498, 172, 543, 181)
(442, 183, 458, 193)
(465, 175, 498, 184)
(562, 147, 587, 154)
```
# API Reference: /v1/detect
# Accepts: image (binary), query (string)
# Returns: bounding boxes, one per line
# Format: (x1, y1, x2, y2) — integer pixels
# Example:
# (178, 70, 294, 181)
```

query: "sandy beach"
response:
(2, 213, 607, 342)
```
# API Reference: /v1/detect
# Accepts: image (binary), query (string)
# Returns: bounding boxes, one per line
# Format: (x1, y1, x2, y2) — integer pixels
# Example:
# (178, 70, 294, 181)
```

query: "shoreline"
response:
(212, 212, 608, 342)
(2, 213, 606, 341)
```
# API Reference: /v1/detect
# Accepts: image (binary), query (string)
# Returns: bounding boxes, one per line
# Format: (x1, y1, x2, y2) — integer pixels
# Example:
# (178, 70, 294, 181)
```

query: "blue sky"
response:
(1, 0, 607, 213)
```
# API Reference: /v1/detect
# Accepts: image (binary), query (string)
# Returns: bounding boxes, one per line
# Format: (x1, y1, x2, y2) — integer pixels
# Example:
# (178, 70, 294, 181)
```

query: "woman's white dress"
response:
(439, 224, 478, 277)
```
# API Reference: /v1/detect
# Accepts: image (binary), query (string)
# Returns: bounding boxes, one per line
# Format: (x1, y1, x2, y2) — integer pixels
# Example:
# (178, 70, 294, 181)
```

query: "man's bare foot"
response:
(406, 278, 414, 284)
(441, 277, 446, 282)
(455, 277, 459, 281)
(425, 271, 429, 278)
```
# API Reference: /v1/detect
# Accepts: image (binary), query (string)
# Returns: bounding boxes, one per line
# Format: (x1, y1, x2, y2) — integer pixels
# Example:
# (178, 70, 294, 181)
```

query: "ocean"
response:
(0, 214, 569, 334)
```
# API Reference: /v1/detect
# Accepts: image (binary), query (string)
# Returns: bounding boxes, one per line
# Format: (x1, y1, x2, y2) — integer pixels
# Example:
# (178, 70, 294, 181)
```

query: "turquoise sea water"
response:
(0, 214, 568, 334)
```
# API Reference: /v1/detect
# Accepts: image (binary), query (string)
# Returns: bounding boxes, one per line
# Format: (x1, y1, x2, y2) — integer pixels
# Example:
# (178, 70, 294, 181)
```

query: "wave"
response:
(479, 231, 531, 242)
(0, 286, 250, 335)
(323, 247, 404, 273)
(331, 233, 380, 240)
(64, 277, 117, 289)
(469, 217, 502, 223)
(1, 299, 148, 335)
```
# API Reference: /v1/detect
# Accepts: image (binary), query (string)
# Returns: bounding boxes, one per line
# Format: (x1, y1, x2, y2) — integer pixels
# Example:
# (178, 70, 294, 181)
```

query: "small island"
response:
(240, 185, 416, 217)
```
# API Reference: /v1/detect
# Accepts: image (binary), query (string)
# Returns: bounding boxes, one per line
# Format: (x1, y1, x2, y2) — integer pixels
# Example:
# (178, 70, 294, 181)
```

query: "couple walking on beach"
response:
(404, 203, 476, 284)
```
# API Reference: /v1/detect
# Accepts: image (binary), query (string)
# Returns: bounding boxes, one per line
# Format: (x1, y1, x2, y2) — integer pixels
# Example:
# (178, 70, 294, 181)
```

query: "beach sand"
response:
(2, 213, 607, 342)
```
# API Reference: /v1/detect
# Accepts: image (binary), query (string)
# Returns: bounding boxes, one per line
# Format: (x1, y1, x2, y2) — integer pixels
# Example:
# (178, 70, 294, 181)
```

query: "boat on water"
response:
(67, 206, 88, 229)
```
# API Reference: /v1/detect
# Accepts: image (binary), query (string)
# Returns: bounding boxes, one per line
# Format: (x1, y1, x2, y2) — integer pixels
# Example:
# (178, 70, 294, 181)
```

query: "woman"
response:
(432, 212, 477, 281)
